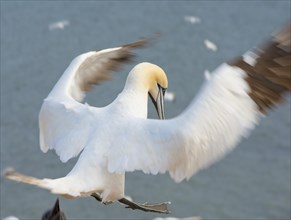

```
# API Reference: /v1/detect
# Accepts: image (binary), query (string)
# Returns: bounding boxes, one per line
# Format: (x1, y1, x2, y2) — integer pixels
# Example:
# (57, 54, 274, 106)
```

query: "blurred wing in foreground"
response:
(105, 23, 291, 182)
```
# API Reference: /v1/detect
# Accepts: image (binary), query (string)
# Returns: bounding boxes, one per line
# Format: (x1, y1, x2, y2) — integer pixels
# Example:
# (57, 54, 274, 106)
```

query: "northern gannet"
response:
(4, 23, 291, 214)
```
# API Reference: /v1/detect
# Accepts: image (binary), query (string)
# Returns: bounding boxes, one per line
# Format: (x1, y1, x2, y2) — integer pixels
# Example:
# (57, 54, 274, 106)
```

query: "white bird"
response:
(184, 15, 201, 24)
(48, 20, 70, 30)
(4, 24, 291, 214)
(164, 91, 176, 102)
(204, 39, 218, 51)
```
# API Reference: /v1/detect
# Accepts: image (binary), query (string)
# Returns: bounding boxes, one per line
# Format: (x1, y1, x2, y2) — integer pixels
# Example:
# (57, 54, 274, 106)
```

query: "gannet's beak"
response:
(149, 85, 166, 120)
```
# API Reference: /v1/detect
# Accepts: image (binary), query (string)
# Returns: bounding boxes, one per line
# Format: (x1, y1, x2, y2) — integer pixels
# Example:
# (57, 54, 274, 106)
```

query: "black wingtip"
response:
(121, 33, 161, 49)
(228, 22, 291, 114)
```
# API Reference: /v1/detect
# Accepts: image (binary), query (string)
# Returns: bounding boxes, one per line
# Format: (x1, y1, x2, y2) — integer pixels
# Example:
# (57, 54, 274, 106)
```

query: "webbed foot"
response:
(91, 193, 171, 214)
(118, 197, 171, 214)
(91, 193, 112, 205)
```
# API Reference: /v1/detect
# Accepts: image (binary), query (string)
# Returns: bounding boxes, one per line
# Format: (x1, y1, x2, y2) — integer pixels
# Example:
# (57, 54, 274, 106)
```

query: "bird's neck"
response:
(113, 65, 153, 118)
(114, 86, 149, 118)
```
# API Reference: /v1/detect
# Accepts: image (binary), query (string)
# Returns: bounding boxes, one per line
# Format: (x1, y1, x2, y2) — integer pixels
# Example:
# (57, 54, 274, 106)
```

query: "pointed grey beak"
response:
(156, 85, 166, 120)
(149, 85, 166, 120)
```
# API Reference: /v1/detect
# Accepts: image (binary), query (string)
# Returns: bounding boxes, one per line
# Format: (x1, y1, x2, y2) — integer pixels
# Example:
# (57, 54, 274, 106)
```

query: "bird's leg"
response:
(91, 193, 112, 205)
(91, 193, 102, 202)
(118, 197, 171, 214)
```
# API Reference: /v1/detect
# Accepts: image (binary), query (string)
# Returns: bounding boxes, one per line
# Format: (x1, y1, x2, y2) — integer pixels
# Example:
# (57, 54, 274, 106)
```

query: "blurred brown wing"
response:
(228, 22, 291, 114)
(75, 38, 151, 95)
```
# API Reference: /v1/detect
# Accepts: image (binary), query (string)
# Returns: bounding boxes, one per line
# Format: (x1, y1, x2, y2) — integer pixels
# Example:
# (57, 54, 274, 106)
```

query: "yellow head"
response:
(126, 62, 168, 119)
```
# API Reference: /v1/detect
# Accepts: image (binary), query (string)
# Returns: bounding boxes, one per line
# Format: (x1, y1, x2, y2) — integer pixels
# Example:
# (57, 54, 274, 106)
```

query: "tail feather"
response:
(3, 168, 92, 198)
(3, 168, 44, 186)
(3, 168, 67, 196)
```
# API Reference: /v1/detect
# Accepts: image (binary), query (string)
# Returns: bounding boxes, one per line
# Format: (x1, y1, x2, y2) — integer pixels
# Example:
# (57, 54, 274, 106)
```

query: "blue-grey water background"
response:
(1, 1, 290, 219)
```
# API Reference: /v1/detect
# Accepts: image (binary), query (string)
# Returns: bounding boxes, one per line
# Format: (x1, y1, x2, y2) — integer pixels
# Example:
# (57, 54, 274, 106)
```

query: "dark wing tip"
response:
(228, 22, 291, 114)
(121, 33, 161, 49)
(76, 35, 159, 96)
(115, 33, 160, 65)
(94, 33, 160, 52)
(273, 21, 291, 52)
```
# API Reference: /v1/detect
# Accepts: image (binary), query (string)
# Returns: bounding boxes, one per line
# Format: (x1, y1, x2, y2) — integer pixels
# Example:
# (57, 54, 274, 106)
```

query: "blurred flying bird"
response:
(164, 91, 176, 102)
(48, 20, 70, 30)
(41, 199, 67, 220)
(204, 39, 218, 51)
(4, 23, 291, 214)
(184, 15, 201, 24)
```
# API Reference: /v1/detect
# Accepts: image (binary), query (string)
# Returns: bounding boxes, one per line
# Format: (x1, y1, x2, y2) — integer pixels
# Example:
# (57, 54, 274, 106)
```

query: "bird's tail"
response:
(3, 168, 45, 187)
(3, 168, 96, 198)
(3, 168, 78, 198)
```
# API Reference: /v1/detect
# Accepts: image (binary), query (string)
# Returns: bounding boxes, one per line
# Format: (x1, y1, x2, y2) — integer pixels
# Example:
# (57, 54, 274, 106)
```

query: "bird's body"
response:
(37, 61, 167, 202)
(4, 24, 291, 212)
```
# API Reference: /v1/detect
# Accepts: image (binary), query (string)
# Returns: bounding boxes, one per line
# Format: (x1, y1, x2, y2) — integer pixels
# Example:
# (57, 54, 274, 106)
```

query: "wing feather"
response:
(48, 38, 150, 102)
(105, 24, 290, 181)
(39, 38, 150, 161)
(229, 22, 291, 113)
(105, 64, 261, 182)
(75, 38, 151, 96)
(39, 98, 96, 162)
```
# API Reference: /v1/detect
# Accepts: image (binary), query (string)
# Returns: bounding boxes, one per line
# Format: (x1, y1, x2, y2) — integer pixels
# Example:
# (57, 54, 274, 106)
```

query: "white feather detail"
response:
(105, 63, 260, 182)
(39, 43, 141, 163)
(39, 98, 97, 162)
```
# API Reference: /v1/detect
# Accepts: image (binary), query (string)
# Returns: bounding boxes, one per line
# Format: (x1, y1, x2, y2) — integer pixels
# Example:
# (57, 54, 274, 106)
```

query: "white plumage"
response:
(6, 55, 261, 200)
(105, 64, 260, 182)
(4, 24, 290, 211)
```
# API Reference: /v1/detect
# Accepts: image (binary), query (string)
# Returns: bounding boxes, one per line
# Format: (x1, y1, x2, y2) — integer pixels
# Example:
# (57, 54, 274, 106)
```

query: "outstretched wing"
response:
(39, 38, 150, 162)
(48, 38, 150, 102)
(105, 24, 290, 182)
